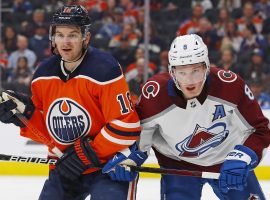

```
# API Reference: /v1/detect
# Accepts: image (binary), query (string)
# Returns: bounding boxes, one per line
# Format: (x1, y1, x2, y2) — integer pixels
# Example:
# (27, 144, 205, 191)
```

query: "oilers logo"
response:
(175, 122, 229, 157)
(46, 98, 91, 144)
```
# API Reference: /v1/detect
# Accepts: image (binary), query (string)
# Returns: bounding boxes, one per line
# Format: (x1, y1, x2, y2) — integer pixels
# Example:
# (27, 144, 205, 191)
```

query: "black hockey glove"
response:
(0, 90, 35, 127)
(55, 136, 101, 181)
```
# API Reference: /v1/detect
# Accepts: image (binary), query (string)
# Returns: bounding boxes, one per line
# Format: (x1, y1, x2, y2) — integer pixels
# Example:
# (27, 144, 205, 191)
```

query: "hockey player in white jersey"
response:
(104, 34, 270, 199)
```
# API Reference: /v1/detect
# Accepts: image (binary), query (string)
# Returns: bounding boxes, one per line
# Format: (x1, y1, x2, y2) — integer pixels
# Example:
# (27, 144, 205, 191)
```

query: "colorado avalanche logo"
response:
(217, 70, 237, 83)
(142, 81, 160, 99)
(176, 122, 229, 157)
(47, 98, 91, 144)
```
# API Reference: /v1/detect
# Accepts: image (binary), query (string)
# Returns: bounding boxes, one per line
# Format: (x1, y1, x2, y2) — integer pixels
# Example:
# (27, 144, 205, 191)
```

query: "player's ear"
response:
(83, 32, 91, 49)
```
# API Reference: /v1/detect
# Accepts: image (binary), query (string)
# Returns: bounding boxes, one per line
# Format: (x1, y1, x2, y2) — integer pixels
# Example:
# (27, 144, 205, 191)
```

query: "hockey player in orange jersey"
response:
(0, 5, 147, 200)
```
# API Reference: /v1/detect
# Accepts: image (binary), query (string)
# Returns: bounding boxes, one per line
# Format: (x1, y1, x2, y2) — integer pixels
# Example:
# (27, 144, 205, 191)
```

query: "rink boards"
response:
(0, 110, 270, 179)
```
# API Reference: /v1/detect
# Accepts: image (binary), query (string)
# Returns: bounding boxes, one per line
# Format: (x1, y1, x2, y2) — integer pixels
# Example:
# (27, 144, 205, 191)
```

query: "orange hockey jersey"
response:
(20, 47, 141, 166)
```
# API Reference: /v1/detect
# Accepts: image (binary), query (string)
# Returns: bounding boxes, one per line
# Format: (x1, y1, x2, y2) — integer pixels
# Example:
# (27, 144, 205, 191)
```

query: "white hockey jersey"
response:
(136, 67, 270, 172)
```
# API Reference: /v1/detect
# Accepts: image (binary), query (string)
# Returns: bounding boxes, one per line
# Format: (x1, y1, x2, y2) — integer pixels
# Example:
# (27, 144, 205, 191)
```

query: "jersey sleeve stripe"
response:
(101, 128, 136, 145)
(106, 124, 141, 136)
(111, 119, 140, 128)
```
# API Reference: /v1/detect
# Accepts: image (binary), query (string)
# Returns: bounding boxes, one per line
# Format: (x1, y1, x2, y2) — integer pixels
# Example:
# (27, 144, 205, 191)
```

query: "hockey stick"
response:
(0, 153, 220, 179)
(0, 93, 63, 158)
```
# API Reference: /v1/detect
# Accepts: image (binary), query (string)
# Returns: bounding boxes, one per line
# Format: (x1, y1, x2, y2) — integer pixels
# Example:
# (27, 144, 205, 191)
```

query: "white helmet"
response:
(168, 34, 210, 90)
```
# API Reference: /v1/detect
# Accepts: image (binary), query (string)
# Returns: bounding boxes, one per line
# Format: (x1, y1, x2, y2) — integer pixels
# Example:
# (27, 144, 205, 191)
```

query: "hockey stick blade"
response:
(128, 165, 220, 179)
(0, 153, 57, 165)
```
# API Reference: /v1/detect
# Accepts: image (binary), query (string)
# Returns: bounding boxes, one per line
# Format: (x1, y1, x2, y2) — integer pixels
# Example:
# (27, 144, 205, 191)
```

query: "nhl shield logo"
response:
(46, 98, 91, 144)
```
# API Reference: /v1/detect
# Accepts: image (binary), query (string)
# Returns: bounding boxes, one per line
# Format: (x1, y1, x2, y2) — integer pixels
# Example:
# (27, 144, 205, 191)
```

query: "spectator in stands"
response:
(29, 9, 49, 36)
(239, 48, 270, 82)
(120, 0, 140, 23)
(157, 50, 169, 73)
(126, 57, 153, 101)
(217, 48, 239, 74)
(195, 17, 221, 63)
(238, 23, 267, 65)
(137, 23, 165, 64)
(29, 25, 50, 63)
(2, 56, 32, 95)
(111, 34, 137, 71)
(254, 0, 270, 20)
(0, 42, 9, 69)
(214, 8, 231, 37)
(0, 64, 8, 85)
(12, 0, 33, 15)
(217, 0, 241, 12)
(96, 7, 124, 39)
(3, 26, 17, 54)
(248, 78, 270, 109)
(236, 2, 263, 35)
(7, 35, 37, 70)
(177, 3, 204, 36)
(191, 0, 212, 12)
(220, 20, 242, 53)
(108, 23, 139, 49)
(125, 47, 157, 74)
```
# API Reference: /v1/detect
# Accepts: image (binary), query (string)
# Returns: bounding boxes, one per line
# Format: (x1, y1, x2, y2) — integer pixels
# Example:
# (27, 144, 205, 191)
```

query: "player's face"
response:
(173, 63, 207, 99)
(54, 26, 85, 61)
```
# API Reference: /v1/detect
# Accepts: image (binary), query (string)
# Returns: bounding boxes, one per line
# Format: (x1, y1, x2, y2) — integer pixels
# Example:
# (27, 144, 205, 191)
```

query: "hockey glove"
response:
(219, 145, 258, 193)
(0, 90, 35, 127)
(102, 143, 148, 182)
(55, 136, 101, 181)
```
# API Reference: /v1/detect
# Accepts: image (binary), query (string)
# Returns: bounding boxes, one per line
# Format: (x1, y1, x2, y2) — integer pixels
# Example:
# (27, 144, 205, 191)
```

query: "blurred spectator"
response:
(3, 26, 17, 54)
(120, 0, 140, 23)
(4, 56, 32, 95)
(217, 0, 241, 12)
(196, 17, 220, 50)
(137, 23, 165, 64)
(239, 48, 270, 81)
(214, 8, 231, 37)
(238, 23, 267, 65)
(29, 9, 49, 36)
(82, 0, 108, 12)
(177, 3, 204, 36)
(0, 42, 9, 69)
(8, 35, 37, 70)
(29, 26, 50, 63)
(248, 78, 270, 109)
(12, 0, 33, 15)
(111, 35, 137, 71)
(108, 23, 139, 49)
(0, 64, 8, 85)
(192, 0, 213, 12)
(157, 50, 169, 73)
(220, 20, 242, 53)
(125, 47, 157, 74)
(217, 49, 239, 74)
(254, 0, 270, 20)
(263, 34, 270, 64)
(236, 2, 263, 35)
(96, 7, 124, 39)
(126, 58, 153, 101)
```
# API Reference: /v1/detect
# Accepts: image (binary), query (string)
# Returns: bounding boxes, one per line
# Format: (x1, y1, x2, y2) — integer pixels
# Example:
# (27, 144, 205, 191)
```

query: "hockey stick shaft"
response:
(0, 92, 63, 157)
(14, 111, 63, 157)
(128, 165, 220, 179)
(14, 112, 63, 158)
(0, 153, 220, 179)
